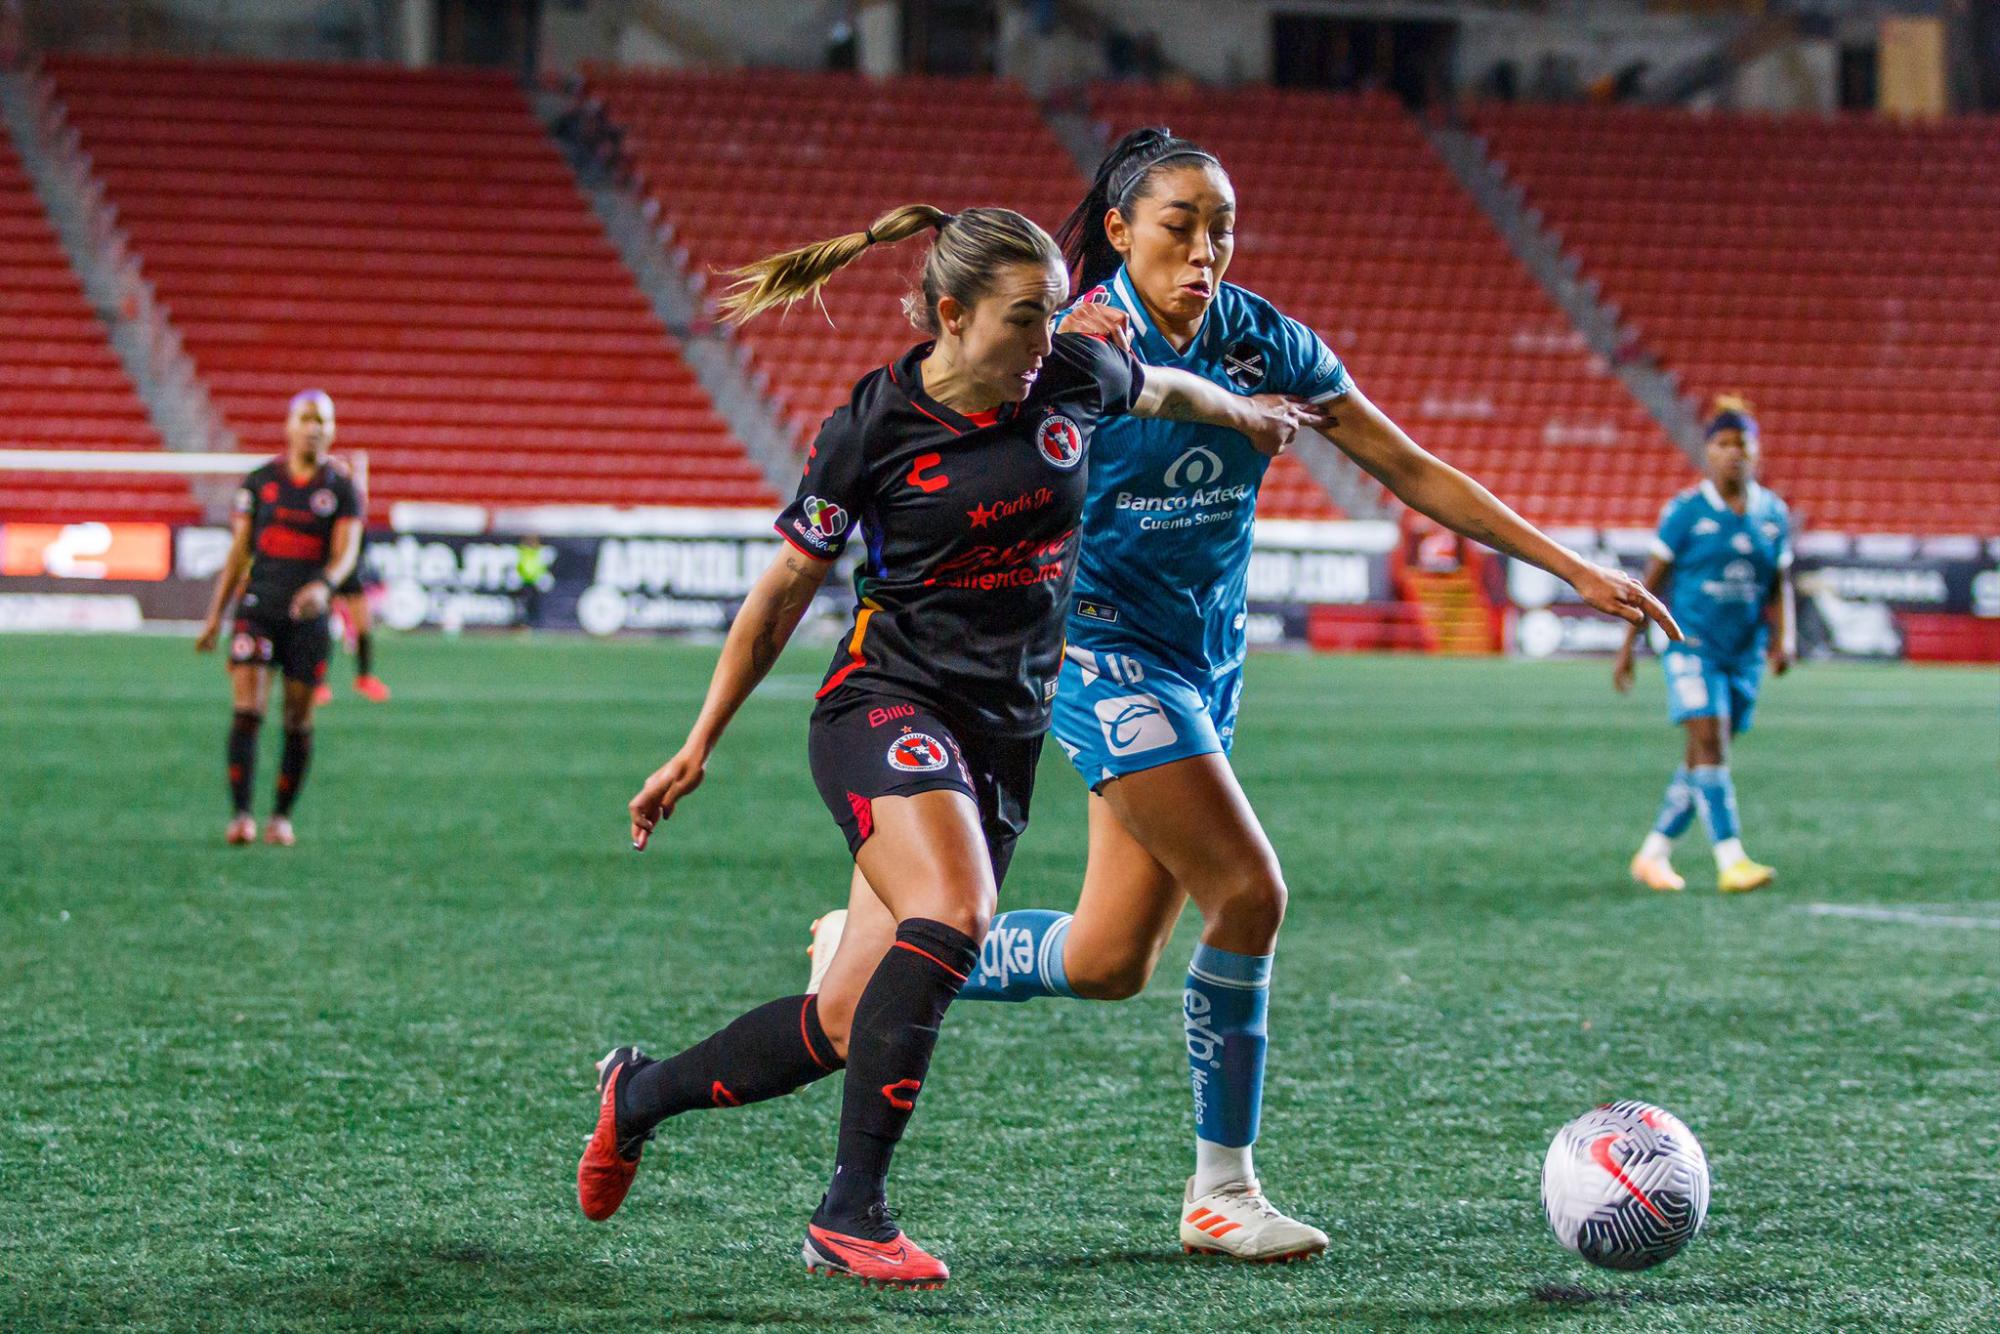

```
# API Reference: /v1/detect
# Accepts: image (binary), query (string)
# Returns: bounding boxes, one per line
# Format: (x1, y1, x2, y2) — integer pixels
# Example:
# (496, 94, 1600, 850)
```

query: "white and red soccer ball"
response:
(1542, 1100, 1710, 1270)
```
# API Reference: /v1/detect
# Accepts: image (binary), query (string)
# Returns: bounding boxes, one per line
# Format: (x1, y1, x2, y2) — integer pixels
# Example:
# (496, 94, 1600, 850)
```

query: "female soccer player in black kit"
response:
(195, 390, 361, 846)
(576, 204, 1316, 1288)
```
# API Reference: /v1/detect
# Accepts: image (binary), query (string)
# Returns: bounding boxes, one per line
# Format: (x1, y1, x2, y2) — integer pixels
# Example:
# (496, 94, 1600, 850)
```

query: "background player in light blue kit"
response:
(1617, 395, 1795, 893)
(809, 127, 1678, 1261)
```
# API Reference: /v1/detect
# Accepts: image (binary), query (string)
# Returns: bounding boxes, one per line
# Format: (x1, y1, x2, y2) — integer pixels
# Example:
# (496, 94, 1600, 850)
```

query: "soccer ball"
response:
(1541, 1100, 1709, 1270)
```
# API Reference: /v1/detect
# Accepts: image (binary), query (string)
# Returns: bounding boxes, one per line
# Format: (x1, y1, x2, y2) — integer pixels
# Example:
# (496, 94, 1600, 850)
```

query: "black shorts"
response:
(229, 607, 331, 684)
(807, 694, 1043, 888)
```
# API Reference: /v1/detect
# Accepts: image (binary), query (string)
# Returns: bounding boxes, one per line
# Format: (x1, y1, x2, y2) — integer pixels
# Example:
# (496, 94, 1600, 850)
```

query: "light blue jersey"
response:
(1064, 267, 1354, 678)
(1653, 480, 1792, 666)
(1050, 268, 1352, 787)
(1654, 480, 1791, 735)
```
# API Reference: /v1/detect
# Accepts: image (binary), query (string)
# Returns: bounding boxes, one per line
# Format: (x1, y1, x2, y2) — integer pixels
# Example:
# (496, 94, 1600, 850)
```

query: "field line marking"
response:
(1803, 904, 2000, 931)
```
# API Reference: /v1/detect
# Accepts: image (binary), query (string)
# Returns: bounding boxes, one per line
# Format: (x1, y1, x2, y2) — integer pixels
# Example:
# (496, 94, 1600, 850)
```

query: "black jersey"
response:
(233, 458, 361, 612)
(777, 333, 1145, 737)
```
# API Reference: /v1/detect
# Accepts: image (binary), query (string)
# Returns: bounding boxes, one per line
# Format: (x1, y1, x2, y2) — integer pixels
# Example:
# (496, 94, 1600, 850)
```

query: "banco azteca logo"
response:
(1164, 444, 1225, 488)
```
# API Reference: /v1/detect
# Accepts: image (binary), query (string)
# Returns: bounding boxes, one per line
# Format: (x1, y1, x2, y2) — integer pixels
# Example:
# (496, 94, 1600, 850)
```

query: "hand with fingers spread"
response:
(629, 742, 708, 851)
(1057, 302, 1133, 352)
(1571, 562, 1682, 641)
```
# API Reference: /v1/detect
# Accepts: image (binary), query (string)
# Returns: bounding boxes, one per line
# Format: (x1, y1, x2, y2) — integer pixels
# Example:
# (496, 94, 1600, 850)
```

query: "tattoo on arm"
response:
(1155, 389, 1202, 423)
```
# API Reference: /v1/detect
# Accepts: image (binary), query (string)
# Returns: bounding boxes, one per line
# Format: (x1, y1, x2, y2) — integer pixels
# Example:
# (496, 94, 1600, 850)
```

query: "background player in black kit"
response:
(576, 204, 1315, 1288)
(195, 389, 361, 847)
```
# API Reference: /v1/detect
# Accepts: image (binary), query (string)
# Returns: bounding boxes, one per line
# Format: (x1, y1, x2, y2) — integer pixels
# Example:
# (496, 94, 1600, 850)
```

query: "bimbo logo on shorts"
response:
(1036, 415, 1084, 470)
(886, 731, 950, 773)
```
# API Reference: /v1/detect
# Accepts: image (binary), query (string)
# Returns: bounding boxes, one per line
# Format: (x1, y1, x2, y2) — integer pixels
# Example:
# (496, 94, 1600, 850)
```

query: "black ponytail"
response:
(1056, 125, 1223, 292)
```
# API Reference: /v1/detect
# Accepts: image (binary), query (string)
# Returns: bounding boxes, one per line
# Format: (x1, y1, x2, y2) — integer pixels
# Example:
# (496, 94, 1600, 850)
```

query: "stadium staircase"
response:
(1470, 103, 2000, 535)
(1089, 84, 1693, 531)
(36, 54, 774, 517)
(581, 66, 1348, 520)
(0, 64, 228, 523)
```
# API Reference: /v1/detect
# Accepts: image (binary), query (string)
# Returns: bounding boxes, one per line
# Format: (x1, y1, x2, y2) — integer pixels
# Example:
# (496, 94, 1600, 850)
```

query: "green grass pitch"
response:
(2, 633, 1995, 1331)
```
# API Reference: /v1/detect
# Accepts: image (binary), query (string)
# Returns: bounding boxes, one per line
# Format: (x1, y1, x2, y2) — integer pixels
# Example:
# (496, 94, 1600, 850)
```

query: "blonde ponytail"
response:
(717, 204, 953, 325)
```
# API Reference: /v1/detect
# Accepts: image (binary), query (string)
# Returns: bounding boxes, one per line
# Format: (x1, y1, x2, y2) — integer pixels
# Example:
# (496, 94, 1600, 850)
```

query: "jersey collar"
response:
(1700, 479, 1760, 515)
(1109, 266, 1217, 365)
(888, 342, 1018, 436)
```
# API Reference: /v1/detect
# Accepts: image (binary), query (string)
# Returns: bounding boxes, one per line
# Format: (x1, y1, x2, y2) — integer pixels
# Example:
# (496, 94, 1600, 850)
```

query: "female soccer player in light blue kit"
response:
(1616, 396, 1794, 894)
(808, 128, 1679, 1260)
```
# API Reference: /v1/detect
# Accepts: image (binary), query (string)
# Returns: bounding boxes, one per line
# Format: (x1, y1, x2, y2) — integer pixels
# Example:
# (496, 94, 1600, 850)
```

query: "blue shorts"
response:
(1663, 648, 1762, 734)
(1050, 645, 1243, 790)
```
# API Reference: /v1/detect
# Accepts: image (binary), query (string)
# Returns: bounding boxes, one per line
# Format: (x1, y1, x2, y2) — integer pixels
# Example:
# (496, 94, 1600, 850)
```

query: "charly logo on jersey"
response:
(886, 731, 950, 773)
(1693, 518, 1720, 536)
(310, 488, 337, 517)
(1093, 693, 1177, 756)
(1731, 533, 1753, 554)
(260, 482, 280, 504)
(1163, 444, 1225, 488)
(1222, 339, 1266, 390)
(1036, 414, 1084, 470)
(802, 496, 849, 539)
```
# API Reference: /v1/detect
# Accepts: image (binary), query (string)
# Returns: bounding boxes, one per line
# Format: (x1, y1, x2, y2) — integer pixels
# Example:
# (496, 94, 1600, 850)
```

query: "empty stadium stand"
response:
(1090, 84, 1692, 531)
(40, 54, 772, 513)
(0, 125, 180, 522)
(1474, 103, 2000, 534)
(587, 67, 1342, 518)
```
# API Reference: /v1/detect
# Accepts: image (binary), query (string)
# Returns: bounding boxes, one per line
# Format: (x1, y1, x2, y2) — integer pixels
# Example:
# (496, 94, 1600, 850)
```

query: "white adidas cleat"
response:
(806, 909, 847, 995)
(1179, 1178, 1328, 1263)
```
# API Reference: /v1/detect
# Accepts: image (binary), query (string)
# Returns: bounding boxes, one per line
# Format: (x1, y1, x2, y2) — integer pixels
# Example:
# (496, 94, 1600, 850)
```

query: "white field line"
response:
(1803, 903, 2000, 931)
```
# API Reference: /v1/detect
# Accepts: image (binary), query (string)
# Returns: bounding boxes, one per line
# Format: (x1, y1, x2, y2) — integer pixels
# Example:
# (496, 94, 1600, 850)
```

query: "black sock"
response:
(227, 710, 260, 814)
(622, 994, 842, 1134)
(355, 630, 373, 678)
(274, 728, 312, 816)
(816, 918, 977, 1233)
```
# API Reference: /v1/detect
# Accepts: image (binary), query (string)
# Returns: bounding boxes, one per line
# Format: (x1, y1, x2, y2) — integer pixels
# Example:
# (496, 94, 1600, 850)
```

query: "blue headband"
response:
(1705, 409, 1756, 440)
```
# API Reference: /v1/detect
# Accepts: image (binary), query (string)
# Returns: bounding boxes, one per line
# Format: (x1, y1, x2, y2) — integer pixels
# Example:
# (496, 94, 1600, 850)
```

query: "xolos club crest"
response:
(886, 731, 950, 773)
(1036, 414, 1084, 470)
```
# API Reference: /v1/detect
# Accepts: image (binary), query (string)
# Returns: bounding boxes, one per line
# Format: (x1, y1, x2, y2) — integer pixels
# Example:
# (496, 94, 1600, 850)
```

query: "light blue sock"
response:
(1688, 764, 1741, 843)
(956, 910, 1076, 1002)
(1652, 765, 1697, 838)
(1184, 942, 1271, 1155)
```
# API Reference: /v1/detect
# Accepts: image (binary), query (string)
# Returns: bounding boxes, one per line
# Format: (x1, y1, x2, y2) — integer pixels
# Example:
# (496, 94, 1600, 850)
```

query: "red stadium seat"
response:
(38, 53, 775, 516)
(1471, 101, 1999, 534)
(0, 131, 174, 521)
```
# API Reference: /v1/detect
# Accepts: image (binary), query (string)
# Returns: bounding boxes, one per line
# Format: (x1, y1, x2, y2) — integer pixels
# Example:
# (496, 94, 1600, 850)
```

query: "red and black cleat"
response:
(576, 1046, 656, 1221)
(801, 1205, 949, 1290)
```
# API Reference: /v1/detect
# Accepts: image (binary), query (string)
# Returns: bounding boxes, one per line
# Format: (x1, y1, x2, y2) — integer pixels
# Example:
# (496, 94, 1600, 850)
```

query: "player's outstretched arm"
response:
(1613, 556, 1674, 693)
(629, 546, 832, 850)
(1312, 386, 1681, 641)
(1132, 365, 1313, 458)
(196, 514, 254, 652)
